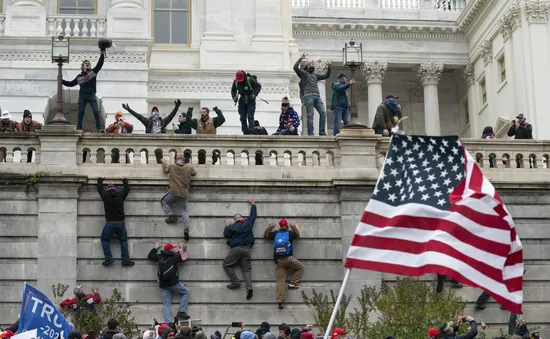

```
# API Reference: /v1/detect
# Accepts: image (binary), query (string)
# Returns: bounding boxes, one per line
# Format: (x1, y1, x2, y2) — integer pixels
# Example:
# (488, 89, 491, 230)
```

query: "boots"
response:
(165, 215, 178, 224)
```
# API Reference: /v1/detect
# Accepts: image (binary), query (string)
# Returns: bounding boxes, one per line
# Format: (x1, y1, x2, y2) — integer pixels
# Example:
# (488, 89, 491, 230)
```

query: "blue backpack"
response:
(273, 230, 292, 256)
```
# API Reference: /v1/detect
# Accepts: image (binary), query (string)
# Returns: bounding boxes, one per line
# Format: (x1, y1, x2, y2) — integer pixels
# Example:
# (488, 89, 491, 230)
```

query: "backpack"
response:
(273, 230, 292, 256)
(157, 255, 178, 281)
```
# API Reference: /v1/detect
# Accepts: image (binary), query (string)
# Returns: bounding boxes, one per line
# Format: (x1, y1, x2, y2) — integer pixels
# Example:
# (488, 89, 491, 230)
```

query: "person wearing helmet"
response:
(62, 48, 105, 132)
(231, 70, 262, 135)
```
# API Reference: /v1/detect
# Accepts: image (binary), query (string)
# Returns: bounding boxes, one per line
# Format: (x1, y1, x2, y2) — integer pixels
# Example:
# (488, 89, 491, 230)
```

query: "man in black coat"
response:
(121, 100, 183, 134)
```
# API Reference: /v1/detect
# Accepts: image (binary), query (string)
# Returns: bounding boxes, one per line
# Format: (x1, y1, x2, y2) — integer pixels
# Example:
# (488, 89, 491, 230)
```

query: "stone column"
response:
(36, 125, 81, 174)
(107, 0, 148, 38)
(5, 0, 46, 36)
(499, 3, 520, 117)
(418, 62, 443, 136)
(463, 64, 478, 138)
(363, 61, 388, 128)
(523, 0, 550, 139)
(36, 180, 83, 296)
(479, 40, 494, 127)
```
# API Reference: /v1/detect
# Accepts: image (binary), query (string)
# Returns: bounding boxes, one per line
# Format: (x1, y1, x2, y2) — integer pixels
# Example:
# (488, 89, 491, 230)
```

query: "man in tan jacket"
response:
(161, 154, 196, 240)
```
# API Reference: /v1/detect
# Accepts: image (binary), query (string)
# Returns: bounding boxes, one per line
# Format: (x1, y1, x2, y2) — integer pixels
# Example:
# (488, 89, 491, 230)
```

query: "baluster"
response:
(82, 19, 90, 37)
(248, 153, 256, 166)
(191, 153, 199, 164)
(90, 151, 97, 163)
(291, 153, 299, 166)
(98, 19, 106, 36)
(90, 19, 97, 37)
(47, 18, 54, 36)
(6, 151, 13, 163)
(64, 19, 72, 36)
(34, 151, 40, 164)
(12, 150, 21, 163)
(56, 19, 63, 35)
(75, 18, 82, 36)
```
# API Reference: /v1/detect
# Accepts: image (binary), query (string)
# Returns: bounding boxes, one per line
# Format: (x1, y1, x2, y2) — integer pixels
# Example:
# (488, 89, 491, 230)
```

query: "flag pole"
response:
(323, 268, 352, 339)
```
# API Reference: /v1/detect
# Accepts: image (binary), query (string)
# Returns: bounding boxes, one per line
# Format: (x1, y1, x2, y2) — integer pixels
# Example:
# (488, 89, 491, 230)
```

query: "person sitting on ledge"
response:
(106, 111, 133, 134)
(173, 109, 193, 134)
(18, 110, 42, 132)
(190, 107, 226, 135)
(273, 97, 300, 136)
(121, 101, 183, 134)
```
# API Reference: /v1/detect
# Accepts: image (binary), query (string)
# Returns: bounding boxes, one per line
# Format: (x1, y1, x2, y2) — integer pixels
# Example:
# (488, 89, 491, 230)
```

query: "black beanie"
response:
(23, 110, 32, 118)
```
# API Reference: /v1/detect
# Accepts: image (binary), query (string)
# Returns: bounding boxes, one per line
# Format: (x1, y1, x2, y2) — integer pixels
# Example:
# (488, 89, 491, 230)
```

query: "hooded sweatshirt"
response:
(97, 178, 130, 222)
(224, 205, 257, 248)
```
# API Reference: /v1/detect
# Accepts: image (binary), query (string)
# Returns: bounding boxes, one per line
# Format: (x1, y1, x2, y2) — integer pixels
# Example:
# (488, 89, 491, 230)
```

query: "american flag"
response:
(345, 134, 524, 314)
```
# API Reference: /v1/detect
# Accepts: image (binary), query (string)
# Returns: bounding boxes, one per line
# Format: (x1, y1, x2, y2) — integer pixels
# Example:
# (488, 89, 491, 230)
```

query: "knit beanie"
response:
(106, 184, 116, 192)
(23, 110, 32, 118)
(281, 97, 290, 105)
(279, 219, 288, 227)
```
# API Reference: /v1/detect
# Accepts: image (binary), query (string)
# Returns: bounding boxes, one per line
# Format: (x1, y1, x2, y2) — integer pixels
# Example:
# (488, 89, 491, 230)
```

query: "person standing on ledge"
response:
(62, 49, 105, 132)
(121, 102, 184, 134)
(223, 198, 257, 300)
(97, 177, 134, 267)
(293, 52, 331, 136)
(232, 70, 262, 135)
(189, 107, 226, 135)
(331, 72, 355, 136)
(161, 155, 196, 241)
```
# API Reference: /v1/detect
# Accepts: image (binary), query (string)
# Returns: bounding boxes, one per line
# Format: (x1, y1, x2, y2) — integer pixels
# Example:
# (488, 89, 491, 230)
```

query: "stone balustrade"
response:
(380, 0, 420, 10)
(46, 15, 107, 37)
(0, 133, 40, 163)
(291, 0, 464, 11)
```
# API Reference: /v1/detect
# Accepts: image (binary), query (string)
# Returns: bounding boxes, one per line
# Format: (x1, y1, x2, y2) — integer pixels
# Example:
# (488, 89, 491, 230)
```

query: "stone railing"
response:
(46, 15, 106, 37)
(0, 133, 40, 163)
(379, 0, 420, 10)
(0, 14, 5, 36)
(291, 0, 464, 10)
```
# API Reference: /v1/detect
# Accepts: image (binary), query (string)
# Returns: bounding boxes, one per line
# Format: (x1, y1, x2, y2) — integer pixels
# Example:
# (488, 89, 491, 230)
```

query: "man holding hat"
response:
(97, 177, 134, 267)
(331, 72, 355, 135)
(106, 111, 133, 134)
(18, 110, 42, 132)
(263, 219, 304, 309)
(507, 113, 533, 139)
(372, 93, 402, 136)
(0, 111, 18, 132)
(147, 241, 191, 322)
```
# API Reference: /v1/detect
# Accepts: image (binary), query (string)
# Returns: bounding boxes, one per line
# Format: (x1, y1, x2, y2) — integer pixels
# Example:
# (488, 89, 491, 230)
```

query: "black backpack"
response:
(157, 255, 178, 281)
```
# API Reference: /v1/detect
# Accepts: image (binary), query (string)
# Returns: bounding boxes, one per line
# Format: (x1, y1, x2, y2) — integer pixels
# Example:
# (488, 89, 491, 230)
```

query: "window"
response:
(479, 78, 487, 105)
(498, 54, 506, 83)
(153, 0, 189, 44)
(59, 0, 96, 14)
(463, 99, 470, 126)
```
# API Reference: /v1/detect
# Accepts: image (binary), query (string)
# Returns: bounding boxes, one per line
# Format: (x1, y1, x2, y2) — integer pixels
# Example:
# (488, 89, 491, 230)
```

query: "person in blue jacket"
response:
(223, 198, 257, 300)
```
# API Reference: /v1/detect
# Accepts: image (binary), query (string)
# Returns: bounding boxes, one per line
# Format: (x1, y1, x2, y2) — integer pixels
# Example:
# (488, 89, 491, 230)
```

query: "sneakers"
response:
(288, 283, 301, 289)
(165, 215, 178, 224)
(176, 312, 190, 320)
(246, 289, 253, 300)
(475, 303, 486, 310)
(451, 282, 463, 289)
(278, 302, 284, 309)
(184, 230, 190, 241)
(122, 260, 135, 267)
(102, 259, 114, 267)
(226, 283, 241, 290)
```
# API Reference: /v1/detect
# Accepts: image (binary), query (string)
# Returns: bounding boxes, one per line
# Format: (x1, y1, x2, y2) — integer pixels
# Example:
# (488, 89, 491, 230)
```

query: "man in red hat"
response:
(263, 219, 304, 309)
(231, 70, 262, 135)
(428, 327, 439, 339)
(331, 328, 345, 339)
(147, 241, 191, 322)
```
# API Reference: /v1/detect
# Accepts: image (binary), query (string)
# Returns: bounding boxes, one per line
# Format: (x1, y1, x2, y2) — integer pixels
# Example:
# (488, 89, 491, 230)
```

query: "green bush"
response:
(302, 277, 466, 339)
(52, 284, 140, 338)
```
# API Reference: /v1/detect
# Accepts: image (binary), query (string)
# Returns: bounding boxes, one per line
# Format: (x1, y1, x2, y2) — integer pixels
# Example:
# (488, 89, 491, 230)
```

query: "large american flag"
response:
(345, 134, 524, 313)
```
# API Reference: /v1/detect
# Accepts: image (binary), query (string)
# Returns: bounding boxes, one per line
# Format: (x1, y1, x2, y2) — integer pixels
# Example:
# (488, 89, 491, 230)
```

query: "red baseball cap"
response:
(0, 330, 15, 339)
(158, 323, 169, 336)
(236, 70, 245, 82)
(164, 244, 176, 251)
(332, 328, 345, 338)
(428, 328, 439, 339)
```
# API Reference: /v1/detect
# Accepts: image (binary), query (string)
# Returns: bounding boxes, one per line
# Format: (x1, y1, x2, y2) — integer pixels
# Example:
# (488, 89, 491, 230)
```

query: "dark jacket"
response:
(147, 249, 186, 288)
(224, 205, 257, 248)
(174, 121, 192, 134)
(125, 104, 182, 134)
(62, 53, 105, 95)
(277, 108, 300, 133)
(190, 108, 226, 131)
(507, 123, 533, 139)
(18, 120, 42, 132)
(0, 119, 19, 132)
(331, 81, 351, 109)
(372, 101, 402, 131)
(102, 331, 118, 339)
(231, 76, 262, 105)
(441, 321, 478, 339)
(293, 57, 331, 98)
(97, 178, 130, 222)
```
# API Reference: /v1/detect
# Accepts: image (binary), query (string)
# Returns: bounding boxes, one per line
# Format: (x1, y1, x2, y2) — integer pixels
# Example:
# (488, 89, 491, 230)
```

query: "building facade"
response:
(0, 0, 548, 138)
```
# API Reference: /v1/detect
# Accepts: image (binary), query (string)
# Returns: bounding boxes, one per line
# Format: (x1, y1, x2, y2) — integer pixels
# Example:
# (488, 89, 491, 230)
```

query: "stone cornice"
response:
(292, 20, 464, 40)
(0, 51, 147, 63)
(524, 0, 550, 23)
(148, 82, 290, 95)
(499, 0, 522, 40)
(456, 0, 494, 32)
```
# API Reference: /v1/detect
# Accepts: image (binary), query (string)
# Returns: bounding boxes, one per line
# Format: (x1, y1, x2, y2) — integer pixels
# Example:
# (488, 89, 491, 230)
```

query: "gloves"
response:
(122, 103, 130, 111)
(175, 99, 181, 107)
(213, 106, 220, 113)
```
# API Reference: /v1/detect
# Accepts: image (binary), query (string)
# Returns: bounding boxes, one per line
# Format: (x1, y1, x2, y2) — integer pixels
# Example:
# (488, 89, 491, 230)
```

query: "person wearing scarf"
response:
(121, 101, 183, 134)
(372, 93, 403, 136)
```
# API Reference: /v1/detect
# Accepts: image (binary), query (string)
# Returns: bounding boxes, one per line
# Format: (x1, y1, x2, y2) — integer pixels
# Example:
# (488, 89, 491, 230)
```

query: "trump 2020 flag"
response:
(344, 134, 524, 313)
(18, 284, 71, 339)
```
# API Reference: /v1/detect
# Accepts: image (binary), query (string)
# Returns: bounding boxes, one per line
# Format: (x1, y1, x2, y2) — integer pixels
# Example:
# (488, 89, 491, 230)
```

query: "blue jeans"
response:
(332, 106, 350, 135)
(78, 93, 101, 129)
(101, 223, 130, 261)
(273, 128, 298, 135)
(161, 282, 190, 322)
(238, 102, 256, 134)
(304, 95, 327, 136)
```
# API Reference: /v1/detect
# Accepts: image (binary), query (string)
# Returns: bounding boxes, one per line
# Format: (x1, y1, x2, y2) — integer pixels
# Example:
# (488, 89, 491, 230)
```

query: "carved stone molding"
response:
(499, 0, 521, 40)
(479, 41, 493, 65)
(524, 0, 550, 23)
(148, 82, 290, 95)
(457, 0, 492, 31)
(463, 64, 475, 88)
(11, 0, 44, 5)
(341, 146, 375, 154)
(406, 82, 424, 102)
(362, 61, 388, 84)
(110, 0, 144, 8)
(0, 51, 147, 63)
(417, 62, 444, 86)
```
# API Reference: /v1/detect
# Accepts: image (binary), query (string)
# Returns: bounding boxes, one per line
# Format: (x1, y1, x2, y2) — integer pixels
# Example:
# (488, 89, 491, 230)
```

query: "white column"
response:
(363, 61, 387, 128)
(499, 1, 521, 115)
(5, 0, 46, 36)
(479, 40, 495, 128)
(418, 62, 443, 136)
(463, 64, 478, 138)
(106, 0, 148, 38)
(524, 0, 550, 139)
